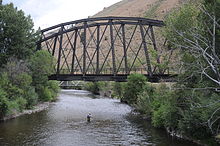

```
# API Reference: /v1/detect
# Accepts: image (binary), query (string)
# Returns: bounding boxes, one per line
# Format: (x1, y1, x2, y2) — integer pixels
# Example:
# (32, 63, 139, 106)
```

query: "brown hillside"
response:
(94, 0, 181, 20)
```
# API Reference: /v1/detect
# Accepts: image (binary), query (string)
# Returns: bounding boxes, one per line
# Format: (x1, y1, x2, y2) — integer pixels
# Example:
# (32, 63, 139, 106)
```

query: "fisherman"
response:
(87, 113, 91, 122)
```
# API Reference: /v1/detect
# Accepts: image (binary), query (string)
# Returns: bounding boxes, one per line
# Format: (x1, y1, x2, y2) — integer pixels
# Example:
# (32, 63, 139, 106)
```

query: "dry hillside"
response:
(94, 0, 182, 20)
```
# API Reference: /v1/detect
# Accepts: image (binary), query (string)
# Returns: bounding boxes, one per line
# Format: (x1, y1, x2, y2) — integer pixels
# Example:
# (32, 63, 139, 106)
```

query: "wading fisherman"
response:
(87, 113, 91, 122)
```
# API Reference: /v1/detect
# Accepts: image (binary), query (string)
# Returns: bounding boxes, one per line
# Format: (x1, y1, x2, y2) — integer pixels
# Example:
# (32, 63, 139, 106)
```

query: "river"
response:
(0, 90, 198, 146)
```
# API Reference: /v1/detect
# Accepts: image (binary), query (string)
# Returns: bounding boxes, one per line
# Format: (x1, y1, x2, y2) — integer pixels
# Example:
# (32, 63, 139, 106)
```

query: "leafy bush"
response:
(151, 84, 179, 128)
(15, 97, 27, 112)
(176, 90, 220, 139)
(14, 73, 32, 89)
(37, 86, 53, 102)
(0, 3, 60, 120)
(24, 87, 38, 109)
(0, 88, 9, 118)
(112, 82, 125, 98)
(122, 74, 147, 104)
(6, 100, 20, 116)
(84, 82, 100, 95)
(135, 84, 155, 115)
(47, 81, 60, 101)
(29, 50, 55, 86)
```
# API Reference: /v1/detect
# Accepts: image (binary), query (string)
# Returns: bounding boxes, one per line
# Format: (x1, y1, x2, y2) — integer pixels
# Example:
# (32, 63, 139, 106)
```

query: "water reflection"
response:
(0, 90, 198, 146)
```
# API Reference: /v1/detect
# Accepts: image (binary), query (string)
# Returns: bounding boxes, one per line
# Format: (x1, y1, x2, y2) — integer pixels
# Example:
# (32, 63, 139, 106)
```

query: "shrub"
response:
(112, 82, 125, 98)
(0, 88, 9, 118)
(24, 87, 38, 109)
(84, 82, 100, 95)
(14, 73, 32, 89)
(47, 80, 60, 101)
(151, 84, 179, 128)
(15, 97, 27, 112)
(37, 86, 53, 102)
(29, 50, 55, 86)
(135, 84, 155, 115)
(122, 74, 147, 104)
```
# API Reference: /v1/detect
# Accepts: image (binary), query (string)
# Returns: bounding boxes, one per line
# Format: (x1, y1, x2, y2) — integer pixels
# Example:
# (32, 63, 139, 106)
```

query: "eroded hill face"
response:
(94, 0, 181, 20)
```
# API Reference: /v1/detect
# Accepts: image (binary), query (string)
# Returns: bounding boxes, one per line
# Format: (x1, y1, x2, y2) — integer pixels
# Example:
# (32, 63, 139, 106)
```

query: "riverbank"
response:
(1, 102, 50, 121)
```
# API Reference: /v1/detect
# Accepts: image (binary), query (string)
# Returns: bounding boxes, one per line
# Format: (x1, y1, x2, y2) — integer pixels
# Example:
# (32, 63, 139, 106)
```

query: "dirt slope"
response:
(93, 0, 182, 20)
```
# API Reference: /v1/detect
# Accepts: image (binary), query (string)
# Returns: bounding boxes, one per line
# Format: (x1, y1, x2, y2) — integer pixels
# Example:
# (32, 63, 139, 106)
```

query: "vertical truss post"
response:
(83, 22, 87, 76)
(52, 36, 58, 56)
(96, 25, 100, 74)
(36, 33, 42, 51)
(150, 25, 161, 70)
(71, 29, 78, 74)
(110, 20, 116, 75)
(139, 22, 152, 76)
(57, 26, 64, 74)
(121, 23, 128, 74)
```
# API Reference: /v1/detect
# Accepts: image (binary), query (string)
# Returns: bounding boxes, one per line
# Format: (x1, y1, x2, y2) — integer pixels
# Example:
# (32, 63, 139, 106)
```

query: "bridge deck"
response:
(49, 74, 177, 82)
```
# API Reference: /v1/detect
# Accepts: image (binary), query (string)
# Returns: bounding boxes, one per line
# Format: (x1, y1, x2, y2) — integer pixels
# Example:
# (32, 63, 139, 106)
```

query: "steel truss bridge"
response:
(37, 17, 176, 82)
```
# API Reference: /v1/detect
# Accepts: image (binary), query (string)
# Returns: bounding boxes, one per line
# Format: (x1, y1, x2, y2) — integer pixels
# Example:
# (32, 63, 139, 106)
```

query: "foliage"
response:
(135, 84, 155, 115)
(151, 84, 179, 128)
(0, 88, 8, 118)
(0, 3, 38, 66)
(159, 0, 220, 143)
(122, 74, 147, 104)
(23, 87, 38, 109)
(163, 3, 200, 48)
(0, 2, 59, 120)
(112, 82, 125, 98)
(29, 50, 55, 86)
(176, 89, 220, 139)
(15, 97, 27, 112)
(47, 80, 60, 100)
(0, 46, 58, 117)
(29, 50, 59, 101)
(84, 82, 101, 95)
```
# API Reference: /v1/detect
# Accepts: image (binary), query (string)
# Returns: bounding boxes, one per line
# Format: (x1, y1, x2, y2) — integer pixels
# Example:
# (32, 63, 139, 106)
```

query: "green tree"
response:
(29, 50, 55, 86)
(122, 74, 147, 104)
(163, 0, 220, 142)
(29, 50, 59, 101)
(0, 3, 38, 66)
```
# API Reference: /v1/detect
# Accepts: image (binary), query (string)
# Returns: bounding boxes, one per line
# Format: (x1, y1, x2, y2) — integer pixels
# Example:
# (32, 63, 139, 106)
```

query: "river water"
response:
(0, 90, 198, 146)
